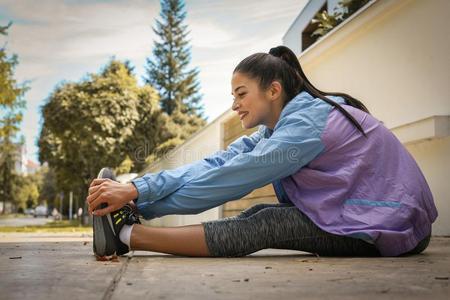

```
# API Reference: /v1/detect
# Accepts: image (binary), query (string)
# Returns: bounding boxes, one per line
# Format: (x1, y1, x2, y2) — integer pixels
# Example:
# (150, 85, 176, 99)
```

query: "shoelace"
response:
(114, 204, 141, 225)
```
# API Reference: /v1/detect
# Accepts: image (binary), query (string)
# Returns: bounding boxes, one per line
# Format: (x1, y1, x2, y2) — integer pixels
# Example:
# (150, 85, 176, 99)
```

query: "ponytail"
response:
(268, 45, 369, 137)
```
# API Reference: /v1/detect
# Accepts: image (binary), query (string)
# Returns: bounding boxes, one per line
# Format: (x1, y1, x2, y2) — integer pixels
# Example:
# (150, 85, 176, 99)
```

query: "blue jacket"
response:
(130, 91, 344, 219)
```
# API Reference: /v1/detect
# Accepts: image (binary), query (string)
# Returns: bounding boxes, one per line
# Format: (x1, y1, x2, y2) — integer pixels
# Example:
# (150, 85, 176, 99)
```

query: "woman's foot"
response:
(92, 167, 141, 257)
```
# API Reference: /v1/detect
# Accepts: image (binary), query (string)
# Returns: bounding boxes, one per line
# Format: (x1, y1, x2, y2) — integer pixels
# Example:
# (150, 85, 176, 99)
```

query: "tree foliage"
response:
(0, 21, 28, 213)
(144, 0, 206, 144)
(13, 172, 40, 212)
(36, 164, 58, 208)
(38, 59, 175, 207)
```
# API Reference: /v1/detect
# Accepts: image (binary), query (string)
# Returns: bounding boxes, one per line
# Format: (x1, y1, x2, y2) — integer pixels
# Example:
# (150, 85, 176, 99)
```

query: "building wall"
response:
(282, 0, 346, 55)
(13, 143, 27, 175)
(282, 0, 327, 55)
(405, 137, 450, 235)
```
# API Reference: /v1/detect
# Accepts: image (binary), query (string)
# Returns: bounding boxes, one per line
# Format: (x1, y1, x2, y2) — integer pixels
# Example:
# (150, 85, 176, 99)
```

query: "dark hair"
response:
(233, 45, 370, 137)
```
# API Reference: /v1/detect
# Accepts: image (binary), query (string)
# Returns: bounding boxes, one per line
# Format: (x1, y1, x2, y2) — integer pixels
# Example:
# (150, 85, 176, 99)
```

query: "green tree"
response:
(144, 0, 206, 142)
(0, 21, 28, 214)
(38, 59, 173, 220)
(13, 172, 40, 212)
(114, 155, 134, 175)
(36, 164, 58, 209)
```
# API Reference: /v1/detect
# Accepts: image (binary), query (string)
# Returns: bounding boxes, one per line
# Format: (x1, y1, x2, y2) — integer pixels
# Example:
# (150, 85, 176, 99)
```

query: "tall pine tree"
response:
(144, 0, 206, 141)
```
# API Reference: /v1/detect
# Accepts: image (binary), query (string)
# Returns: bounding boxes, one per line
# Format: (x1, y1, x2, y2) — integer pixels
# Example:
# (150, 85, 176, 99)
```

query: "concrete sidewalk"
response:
(0, 233, 449, 300)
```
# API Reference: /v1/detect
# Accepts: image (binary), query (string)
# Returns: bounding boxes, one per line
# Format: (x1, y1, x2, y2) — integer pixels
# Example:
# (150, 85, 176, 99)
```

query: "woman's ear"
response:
(269, 80, 282, 101)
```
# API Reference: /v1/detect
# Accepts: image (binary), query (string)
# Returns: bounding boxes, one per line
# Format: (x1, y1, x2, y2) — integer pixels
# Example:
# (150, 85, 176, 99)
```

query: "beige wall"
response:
(406, 137, 450, 235)
(299, 0, 449, 128)
(296, 0, 450, 235)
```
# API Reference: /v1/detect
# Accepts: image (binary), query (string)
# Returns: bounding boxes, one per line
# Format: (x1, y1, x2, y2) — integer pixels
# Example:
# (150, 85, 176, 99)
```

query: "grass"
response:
(0, 219, 92, 233)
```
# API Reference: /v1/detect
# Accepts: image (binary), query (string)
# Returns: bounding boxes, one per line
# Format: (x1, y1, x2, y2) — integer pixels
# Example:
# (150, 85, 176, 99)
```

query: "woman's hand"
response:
(86, 178, 138, 216)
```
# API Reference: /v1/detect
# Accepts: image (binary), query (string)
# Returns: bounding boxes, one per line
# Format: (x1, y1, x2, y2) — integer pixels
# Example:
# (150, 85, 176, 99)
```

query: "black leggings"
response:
(201, 202, 431, 257)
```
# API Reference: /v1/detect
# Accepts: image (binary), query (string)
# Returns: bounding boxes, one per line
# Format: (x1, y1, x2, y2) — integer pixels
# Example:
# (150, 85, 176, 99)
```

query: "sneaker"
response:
(92, 167, 141, 257)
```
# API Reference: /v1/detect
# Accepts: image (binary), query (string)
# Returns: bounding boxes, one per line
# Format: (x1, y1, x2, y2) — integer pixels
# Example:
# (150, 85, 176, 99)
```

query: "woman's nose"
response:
(232, 99, 240, 111)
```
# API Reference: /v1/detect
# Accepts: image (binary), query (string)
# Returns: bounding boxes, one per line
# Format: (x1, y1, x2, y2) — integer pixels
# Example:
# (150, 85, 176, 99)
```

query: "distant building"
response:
(13, 142, 27, 175)
(11, 141, 40, 176)
(25, 159, 40, 175)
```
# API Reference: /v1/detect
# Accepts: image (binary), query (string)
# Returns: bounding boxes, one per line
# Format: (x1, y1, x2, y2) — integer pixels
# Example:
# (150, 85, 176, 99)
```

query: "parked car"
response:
(24, 208, 35, 216)
(34, 205, 49, 218)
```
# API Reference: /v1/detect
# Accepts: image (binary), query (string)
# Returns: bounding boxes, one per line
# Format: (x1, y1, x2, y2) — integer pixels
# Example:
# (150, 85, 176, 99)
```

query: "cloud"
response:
(1, 0, 158, 62)
(188, 20, 236, 49)
(0, 0, 306, 163)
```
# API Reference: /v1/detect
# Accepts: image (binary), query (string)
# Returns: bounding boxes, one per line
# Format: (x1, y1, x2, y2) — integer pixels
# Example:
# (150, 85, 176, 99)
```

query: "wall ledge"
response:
(390, 115, 450, 145)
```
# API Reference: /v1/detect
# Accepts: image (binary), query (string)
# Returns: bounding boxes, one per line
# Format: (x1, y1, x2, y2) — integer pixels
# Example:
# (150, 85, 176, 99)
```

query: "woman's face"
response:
(231, 72, 283, 129)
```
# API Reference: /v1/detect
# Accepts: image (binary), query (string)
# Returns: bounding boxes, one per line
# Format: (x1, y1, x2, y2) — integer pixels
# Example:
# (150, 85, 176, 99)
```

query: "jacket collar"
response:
(261, 90, 346, 137)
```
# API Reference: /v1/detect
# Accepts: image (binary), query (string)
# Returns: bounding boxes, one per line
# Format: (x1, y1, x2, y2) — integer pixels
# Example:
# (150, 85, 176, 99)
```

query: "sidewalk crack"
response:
(102, 251, 134, 300)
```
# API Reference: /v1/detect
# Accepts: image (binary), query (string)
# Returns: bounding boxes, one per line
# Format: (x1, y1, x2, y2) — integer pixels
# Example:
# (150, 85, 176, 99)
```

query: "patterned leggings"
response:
(201, 202, 431, 257)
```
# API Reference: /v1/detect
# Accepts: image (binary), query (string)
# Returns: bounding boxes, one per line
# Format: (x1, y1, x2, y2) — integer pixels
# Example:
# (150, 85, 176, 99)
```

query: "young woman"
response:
(87, 45, 437, 258)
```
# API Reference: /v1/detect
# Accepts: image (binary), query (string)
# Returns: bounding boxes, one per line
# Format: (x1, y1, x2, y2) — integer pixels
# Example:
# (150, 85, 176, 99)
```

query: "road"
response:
(0, 216, 54, 227)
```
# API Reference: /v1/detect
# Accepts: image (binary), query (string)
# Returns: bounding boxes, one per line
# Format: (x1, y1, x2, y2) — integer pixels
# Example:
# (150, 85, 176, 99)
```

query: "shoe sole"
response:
(93, 168, 118, 256)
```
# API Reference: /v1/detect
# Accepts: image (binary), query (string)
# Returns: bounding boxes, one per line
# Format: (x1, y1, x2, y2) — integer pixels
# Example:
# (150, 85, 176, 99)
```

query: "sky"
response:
(0, 0, 307, 163)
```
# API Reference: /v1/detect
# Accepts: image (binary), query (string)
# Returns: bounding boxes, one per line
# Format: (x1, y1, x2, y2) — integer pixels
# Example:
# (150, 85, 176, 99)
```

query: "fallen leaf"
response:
(95, 254, 119, 262)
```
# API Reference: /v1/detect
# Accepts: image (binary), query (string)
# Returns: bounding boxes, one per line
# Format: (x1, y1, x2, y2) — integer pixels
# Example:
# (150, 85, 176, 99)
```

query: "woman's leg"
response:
(201, 204, 381, 257)
(129, 202, 381, 258)
(130, 223, 211, 257)
(128, 202, 289, 257)
(215, 203, 431, 257)
(221, 202, 306, 250)
(227, 202, 293, 219)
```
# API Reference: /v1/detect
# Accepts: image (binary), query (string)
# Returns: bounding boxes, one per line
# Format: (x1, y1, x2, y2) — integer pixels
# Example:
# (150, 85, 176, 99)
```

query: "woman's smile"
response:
(240, 112, 248, 120)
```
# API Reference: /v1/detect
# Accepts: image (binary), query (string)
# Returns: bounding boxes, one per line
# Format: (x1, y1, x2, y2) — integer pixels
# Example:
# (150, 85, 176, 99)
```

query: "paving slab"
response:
(0, 233, 123, 300)
(114, 238, 450, 300)
(0, 233, 449, 300)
